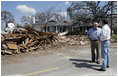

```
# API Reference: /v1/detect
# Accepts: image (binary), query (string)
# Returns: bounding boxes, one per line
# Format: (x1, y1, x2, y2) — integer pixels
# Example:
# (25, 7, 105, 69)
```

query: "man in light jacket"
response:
(87, 22, 102, 64)
(97, 19, 111, 71)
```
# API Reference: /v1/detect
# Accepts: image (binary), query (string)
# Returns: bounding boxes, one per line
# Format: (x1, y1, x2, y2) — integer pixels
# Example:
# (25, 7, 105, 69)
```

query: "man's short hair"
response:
(102, 19, 108, 24)
(94, 22, 98, 26)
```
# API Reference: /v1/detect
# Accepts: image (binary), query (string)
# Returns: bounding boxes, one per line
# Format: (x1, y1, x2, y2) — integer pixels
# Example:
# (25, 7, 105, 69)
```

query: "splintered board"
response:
(6, 42, 18, 49)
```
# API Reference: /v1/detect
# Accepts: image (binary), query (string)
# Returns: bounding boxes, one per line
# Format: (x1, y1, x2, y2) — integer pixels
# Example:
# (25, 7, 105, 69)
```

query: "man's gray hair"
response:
(94, 22, 99, 26)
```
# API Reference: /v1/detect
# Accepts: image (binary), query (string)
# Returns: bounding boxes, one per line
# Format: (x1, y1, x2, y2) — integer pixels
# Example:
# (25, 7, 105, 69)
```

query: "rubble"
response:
(56, 35, 89, 46)
(1, 25, 89, 55)
(1, 25, 59, 55)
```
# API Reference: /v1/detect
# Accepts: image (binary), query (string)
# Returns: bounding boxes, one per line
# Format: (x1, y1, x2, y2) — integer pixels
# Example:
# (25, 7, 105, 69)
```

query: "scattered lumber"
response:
(1, 25, 89, 55)
(1, 25, 59, 55)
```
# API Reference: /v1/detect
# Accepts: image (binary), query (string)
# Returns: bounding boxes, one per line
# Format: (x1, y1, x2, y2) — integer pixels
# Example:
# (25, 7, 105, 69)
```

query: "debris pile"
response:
(1, 25, 60, 55)
(1, 25, 89, 55)
(57, 35, 89, 46)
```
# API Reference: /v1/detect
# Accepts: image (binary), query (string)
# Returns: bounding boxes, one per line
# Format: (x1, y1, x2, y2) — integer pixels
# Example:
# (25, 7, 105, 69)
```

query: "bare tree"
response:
(53, 8, 67, 22)
(35, 7, 54, 23)
(67, 1, 116, 27)
(85, 1, 111, 22)
(1, 11, 14, 28)
(21, 16, 32, 26)
(67, 1, 91, 27)
(35, 7, 67, 23)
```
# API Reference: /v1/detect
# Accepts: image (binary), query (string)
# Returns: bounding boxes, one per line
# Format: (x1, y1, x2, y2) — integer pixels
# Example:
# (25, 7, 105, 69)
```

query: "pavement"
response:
(1, 43, 117, 76)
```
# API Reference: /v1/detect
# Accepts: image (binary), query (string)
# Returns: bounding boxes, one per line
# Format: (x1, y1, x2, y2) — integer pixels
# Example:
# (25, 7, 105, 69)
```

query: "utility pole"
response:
(111, 1, 113, 36)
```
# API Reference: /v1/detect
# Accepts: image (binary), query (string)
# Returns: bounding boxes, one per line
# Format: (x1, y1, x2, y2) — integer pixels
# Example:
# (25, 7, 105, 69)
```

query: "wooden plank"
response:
(27, 41, 39, 47)
(29, 39, 33, 43)
(6, 42, 18, 49)
(25, 38, 29, 47)
(1, 50, 12, 55)
(2, 34, 34, 37)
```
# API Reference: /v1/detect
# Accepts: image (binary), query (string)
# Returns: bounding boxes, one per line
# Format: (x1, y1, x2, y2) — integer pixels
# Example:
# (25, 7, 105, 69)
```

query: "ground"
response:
(1, 42, 117, 76)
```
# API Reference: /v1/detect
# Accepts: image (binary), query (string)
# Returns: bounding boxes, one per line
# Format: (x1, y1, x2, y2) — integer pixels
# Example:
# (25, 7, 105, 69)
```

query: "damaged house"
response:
(32, 20, 72, 33)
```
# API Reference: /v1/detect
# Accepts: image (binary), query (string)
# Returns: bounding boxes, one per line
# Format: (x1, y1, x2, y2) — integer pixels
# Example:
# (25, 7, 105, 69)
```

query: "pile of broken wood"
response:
(1, 25, 89, 55)
(1, 25, 60, 55)
(57, 35, 89, 46)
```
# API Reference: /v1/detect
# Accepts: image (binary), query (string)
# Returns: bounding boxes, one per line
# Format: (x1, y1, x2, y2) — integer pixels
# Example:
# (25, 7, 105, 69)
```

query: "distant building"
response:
(73, 23, 93, 34)
(32, 14, 117, 34)
(32, 20, 72, 33)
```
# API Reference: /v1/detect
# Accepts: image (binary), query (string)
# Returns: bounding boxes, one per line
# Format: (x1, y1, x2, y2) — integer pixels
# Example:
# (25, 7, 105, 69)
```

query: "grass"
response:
(113, 34, 117, 41)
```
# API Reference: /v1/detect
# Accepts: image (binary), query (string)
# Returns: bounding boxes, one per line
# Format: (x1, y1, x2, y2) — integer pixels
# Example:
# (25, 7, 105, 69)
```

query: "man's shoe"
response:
(90, 60, 95, 63)
(96, 61, 100, 64)
(97, 68, 106, 71)
(107, 66, 109, 68)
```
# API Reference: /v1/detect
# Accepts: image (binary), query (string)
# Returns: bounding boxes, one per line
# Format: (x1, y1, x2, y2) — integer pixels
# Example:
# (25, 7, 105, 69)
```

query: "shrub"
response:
(113, 34, 117, 41)
(66, 28, 82, 35)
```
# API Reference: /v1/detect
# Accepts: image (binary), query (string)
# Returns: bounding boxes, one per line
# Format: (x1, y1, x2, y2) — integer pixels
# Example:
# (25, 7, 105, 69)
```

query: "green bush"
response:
(113, 34, 117, 41)
(66, 28, 82, 35)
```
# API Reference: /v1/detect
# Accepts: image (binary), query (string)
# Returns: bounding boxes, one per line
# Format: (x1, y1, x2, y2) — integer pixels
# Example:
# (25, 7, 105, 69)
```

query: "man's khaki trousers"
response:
(90, 40, 100, 62)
